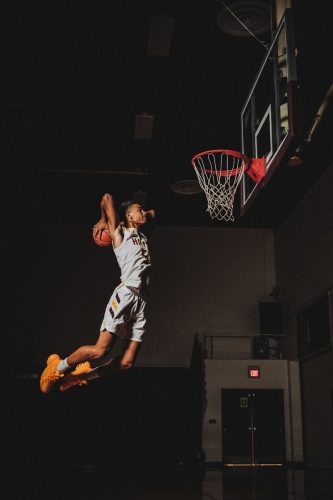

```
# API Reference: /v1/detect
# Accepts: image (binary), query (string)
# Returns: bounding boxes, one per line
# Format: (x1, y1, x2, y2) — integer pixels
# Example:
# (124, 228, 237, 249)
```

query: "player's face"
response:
(127, 204, 147, 225)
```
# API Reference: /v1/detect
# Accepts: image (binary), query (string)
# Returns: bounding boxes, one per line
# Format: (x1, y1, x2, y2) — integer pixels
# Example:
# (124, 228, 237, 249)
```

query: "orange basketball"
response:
(93, 230, 113, 247)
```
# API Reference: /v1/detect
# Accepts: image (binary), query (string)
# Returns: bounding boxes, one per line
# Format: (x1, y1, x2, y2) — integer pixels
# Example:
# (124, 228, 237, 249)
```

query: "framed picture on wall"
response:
(297, 291, 333, 359)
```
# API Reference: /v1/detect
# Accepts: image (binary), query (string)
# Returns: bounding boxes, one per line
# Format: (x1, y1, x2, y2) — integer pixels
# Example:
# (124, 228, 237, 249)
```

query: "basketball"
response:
(93, 229, 113, 247)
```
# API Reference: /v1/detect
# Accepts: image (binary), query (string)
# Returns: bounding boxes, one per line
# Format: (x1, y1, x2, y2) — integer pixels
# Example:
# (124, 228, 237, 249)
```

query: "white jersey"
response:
(113, 227, 151, 298)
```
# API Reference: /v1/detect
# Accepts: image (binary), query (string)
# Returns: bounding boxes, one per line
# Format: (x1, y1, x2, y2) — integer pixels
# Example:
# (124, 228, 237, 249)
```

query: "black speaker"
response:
(252, 336, 269, 359)
(259, 301, 283, 335)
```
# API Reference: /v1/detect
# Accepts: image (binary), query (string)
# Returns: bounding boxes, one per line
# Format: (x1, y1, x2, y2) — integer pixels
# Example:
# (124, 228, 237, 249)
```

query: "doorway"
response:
(221, 389, 286, 465)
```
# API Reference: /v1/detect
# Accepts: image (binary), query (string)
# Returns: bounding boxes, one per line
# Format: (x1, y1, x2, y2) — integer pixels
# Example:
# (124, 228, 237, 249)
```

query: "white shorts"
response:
(100, 285, 147, 343)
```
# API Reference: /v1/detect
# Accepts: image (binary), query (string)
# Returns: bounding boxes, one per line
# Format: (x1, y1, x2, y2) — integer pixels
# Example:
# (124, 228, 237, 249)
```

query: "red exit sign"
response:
(248, 366, 261, 378)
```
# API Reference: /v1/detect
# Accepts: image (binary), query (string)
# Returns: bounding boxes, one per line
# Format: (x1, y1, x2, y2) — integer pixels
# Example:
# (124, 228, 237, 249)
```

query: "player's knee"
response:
(120, 359, 133, 370)
(93, 345, 109, 359)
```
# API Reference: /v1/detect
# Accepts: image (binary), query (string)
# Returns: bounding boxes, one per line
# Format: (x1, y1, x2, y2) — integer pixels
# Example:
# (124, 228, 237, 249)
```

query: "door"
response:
(221, 389, 286, 465)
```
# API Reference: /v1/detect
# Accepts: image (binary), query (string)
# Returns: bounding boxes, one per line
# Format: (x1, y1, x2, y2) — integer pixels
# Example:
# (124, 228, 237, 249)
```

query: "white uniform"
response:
(100, 227, 151, 342)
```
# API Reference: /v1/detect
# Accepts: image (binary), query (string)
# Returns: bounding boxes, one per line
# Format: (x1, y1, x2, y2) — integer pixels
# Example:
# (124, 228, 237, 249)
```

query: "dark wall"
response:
(275, 162, 333, 465)
(143, 226, 275, 366)
(16, 222, 120, 370)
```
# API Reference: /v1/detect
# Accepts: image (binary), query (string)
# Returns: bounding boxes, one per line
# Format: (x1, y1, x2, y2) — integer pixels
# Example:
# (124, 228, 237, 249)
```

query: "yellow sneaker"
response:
(40, 354, 64, 394)
(59, 362, 92, 392)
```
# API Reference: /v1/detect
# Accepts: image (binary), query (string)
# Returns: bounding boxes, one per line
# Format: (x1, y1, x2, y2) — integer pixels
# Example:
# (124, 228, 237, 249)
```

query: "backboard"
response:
(240, 9, 301, 216)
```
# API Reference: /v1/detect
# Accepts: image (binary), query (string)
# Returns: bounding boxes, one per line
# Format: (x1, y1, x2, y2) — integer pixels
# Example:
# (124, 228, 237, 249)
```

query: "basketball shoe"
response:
(59, 362, 93, 392)
(40, 354, 64, 394)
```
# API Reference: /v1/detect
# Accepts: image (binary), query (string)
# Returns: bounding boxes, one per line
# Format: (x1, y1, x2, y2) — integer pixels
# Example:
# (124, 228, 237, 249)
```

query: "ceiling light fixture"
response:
(217, 0, 270, 49)
(171, 179, 202, 195)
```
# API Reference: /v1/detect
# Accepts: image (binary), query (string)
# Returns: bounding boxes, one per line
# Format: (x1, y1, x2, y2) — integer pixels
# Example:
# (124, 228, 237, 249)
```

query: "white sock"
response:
(56, 358, 70, 373)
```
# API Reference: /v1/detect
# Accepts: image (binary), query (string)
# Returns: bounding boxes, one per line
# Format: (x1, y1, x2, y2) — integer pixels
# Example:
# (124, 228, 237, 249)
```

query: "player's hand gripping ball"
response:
(93, 229, 113, 247)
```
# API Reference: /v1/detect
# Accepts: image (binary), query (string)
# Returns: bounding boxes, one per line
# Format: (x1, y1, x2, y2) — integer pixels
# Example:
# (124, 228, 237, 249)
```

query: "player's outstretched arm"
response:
(146, 209, 155, 220)
(142, 209, 156, 239)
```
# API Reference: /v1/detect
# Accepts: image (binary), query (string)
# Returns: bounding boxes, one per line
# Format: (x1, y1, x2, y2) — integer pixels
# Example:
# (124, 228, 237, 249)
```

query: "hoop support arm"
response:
(246, 157, 266, 183)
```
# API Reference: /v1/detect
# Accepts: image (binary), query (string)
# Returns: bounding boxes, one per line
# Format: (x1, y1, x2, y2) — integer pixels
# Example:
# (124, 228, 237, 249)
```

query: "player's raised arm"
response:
(101, 193, 120, 237)
(93, 193, 120, 240)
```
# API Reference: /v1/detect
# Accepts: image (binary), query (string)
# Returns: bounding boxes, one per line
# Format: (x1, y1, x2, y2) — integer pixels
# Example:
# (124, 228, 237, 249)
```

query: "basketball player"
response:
(40, 193, 155, 393)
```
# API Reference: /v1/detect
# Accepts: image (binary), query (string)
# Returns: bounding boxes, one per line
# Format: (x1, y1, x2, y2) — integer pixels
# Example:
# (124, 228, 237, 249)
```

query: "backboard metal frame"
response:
(240, 8, 301, 216)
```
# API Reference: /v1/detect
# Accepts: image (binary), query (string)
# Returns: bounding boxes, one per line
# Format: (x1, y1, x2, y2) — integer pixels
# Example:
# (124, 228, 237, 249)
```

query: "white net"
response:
(192, 150, 247, 222)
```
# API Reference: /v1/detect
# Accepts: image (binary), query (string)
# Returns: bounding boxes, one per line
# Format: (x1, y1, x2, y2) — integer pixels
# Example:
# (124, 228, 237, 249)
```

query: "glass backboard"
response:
(240, 9, 300, 215)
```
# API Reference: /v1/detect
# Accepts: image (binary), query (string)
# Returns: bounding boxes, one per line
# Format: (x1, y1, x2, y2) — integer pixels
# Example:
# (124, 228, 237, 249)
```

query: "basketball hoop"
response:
(191, 149, 265, 221)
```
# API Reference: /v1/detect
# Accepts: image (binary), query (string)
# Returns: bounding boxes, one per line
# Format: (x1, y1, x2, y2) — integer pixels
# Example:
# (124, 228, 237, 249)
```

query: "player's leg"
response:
(99, 339, 142, 375)
(59, 296, 146, 391)
(66, 329, 116, 365)
(40, 285, 131, 394)
(59, 340, 141, 391)
(75, 296, 145, 381)
(39, 330, 116, 394)
(58, 291, 146, 392)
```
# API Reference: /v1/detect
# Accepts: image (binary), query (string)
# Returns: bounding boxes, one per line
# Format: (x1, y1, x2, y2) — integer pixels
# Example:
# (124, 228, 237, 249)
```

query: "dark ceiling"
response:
(4, 0, 333, 228)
